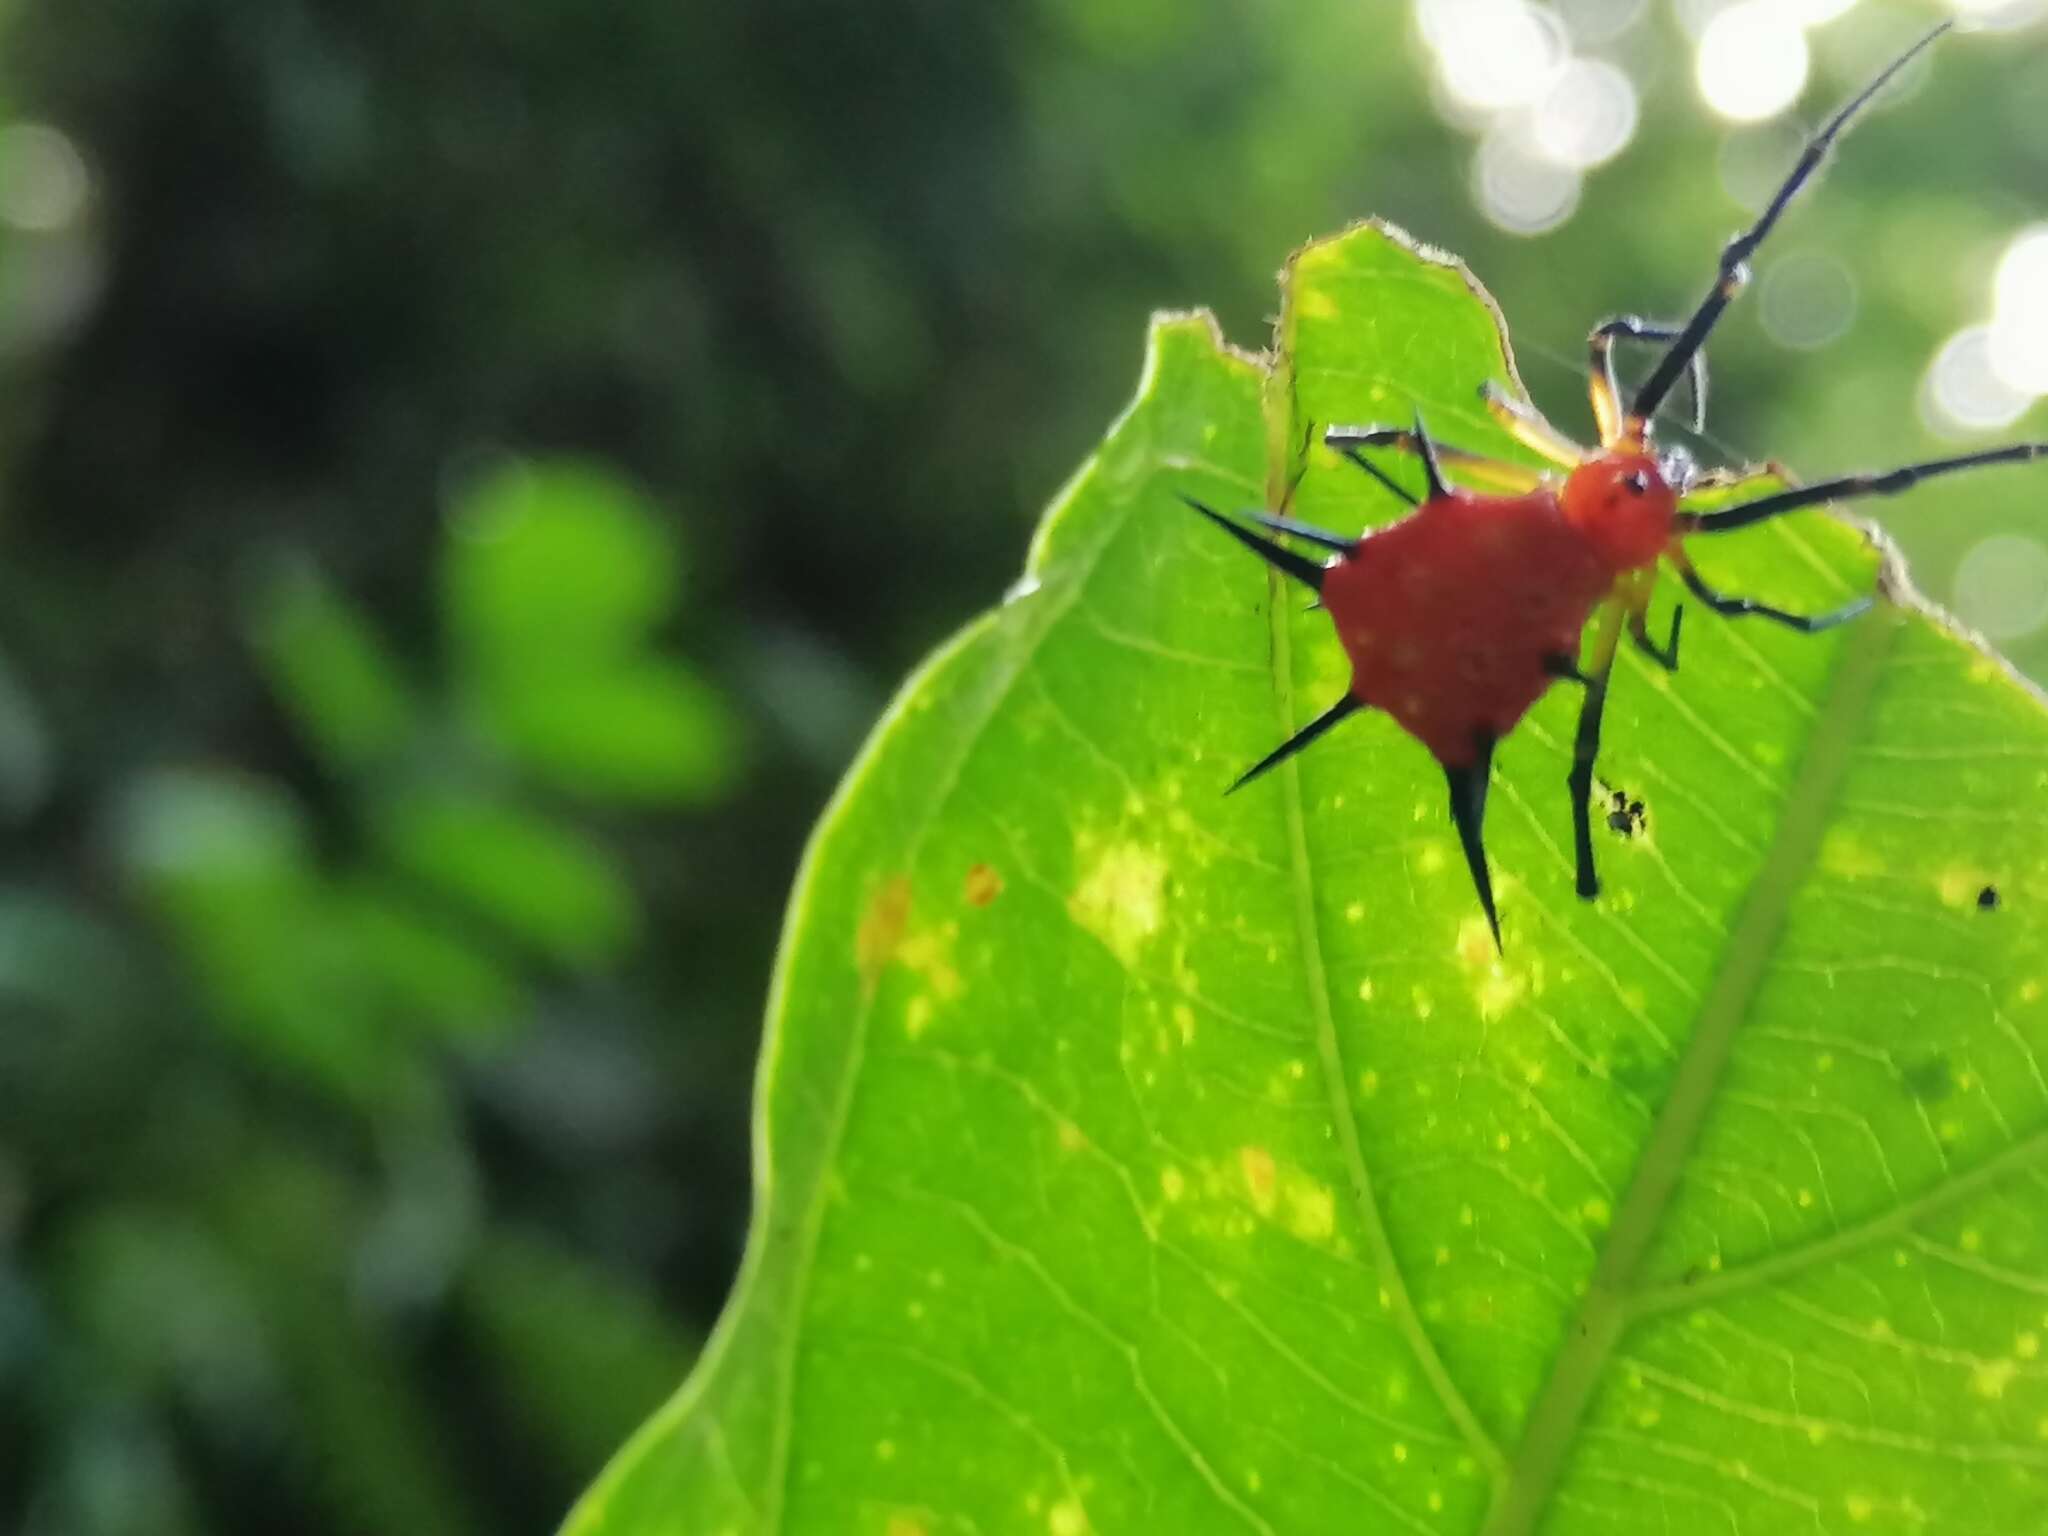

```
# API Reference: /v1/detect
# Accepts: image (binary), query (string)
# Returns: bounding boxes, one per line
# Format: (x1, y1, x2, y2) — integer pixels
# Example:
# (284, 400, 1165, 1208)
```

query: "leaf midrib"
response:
(1478, 595, 1901, 1536)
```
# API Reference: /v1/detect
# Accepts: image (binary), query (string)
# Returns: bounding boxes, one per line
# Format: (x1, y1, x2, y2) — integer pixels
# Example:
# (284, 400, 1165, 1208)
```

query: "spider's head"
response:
(1561, 451, 1678, 572)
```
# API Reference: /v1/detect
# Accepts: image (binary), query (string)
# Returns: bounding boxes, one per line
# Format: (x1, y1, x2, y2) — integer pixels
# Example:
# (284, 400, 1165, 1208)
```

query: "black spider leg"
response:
(1324, 423, 1542, 494)
(1629, 604, 1683, 670)
(1567, 653, 1618, 901)
(1629, 20, 1951, 429)
(1229, 695, 1363, 794)
(1588, 318, 1707, 437)
(1689, 442, 2048, 534)
(1672, 551, 1870, 633)
(1444, 734, 1503, 954)
(1325, 410, 1453, 504)
(1179, 495, 1327, 592)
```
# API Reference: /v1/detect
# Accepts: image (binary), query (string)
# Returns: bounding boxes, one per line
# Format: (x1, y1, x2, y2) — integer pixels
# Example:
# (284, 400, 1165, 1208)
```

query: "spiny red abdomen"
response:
(1322, 489, 1615, 768)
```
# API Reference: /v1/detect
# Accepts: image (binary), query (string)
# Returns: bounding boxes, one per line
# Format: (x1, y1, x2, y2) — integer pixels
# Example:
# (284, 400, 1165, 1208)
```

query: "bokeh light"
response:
(1552, 0, 1646, 45)
(1988, 225, 2048, 396)
(1697, 4, 1810, 122)
(1474, 128, 1583, 234)
(1954, 533, 2048, 640)
(1923, 325, 2034, 434)
(1416, 0, 1639, 233)
(1530, 58, 1640, 168)
(1785, 0, 1863, 23)
(1945, 0, 2048, 26)
(1421, 0, 1570, 111)
(1759, 252, 1858, 350)
(0, 123, 88, 232)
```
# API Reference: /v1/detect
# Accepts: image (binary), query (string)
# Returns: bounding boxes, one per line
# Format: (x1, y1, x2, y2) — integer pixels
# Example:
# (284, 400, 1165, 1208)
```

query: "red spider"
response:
(1186, 21, 2044, 950)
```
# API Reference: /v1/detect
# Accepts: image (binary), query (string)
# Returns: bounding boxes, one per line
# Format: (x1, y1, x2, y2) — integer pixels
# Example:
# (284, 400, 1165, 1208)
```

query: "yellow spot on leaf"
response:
(1938, 866, 1988, 909)
(1160, 1166, 1186, 1202)
(1820, 832, 1883, 880)
(1475, 964, 1525, 1020)
(1068, 840, 1167, 965)
(1285, 1178, 1336, 1244)
(1049, 1498, 1089, 1536)
(897, 923, 961, 1001)
(1972, 1359, 2018, 1399)
(1845, 1495, 1874, 1523)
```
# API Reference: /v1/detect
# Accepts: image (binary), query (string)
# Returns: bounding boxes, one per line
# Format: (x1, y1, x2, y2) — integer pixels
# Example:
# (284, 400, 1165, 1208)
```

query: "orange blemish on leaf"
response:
(964, 862, 1003, 907)
(1240, 1145, 1277, 1215)
(857, 876, 913, 992)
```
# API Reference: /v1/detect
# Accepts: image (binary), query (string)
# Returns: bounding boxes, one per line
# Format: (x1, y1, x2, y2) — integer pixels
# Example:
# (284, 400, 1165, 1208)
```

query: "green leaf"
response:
(370, 790, 638, 968)
(330, 877, 523, 1040)
(250, 561, 418, 772)
(570, 226, 2048, 1535)
(444, 459, 740, 802)
(446, 460, 680, 677)
(480, 661, 740, 805)
(119, 768, 400, 1097)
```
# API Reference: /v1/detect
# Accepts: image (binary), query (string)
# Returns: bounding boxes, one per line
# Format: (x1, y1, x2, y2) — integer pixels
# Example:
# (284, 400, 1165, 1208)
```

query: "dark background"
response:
(4, 2, 2044, 1531)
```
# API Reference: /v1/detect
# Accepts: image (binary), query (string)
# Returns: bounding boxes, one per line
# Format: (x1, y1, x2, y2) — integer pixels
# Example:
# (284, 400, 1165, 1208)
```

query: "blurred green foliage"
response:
(0, 0, 2042, 1532)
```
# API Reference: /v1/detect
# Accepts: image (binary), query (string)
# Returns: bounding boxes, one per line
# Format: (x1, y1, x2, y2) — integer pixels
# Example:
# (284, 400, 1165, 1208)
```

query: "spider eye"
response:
(1622, 470, 1650, 495)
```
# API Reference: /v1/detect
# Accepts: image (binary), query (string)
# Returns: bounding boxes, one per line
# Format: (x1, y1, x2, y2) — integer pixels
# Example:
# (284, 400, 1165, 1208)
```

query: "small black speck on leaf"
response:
(1977, 884, 2001, 911)
(1605, 795, 1647, 838)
